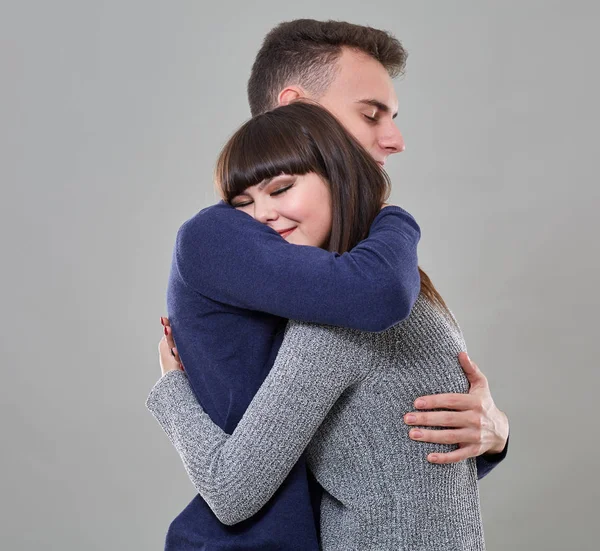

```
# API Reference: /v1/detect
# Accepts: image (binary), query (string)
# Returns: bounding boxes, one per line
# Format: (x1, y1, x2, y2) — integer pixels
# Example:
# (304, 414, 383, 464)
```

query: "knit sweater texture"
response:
(146, 293, 486, 550)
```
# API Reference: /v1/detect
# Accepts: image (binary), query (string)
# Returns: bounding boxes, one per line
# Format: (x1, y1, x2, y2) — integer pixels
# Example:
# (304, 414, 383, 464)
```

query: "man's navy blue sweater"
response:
(162, 201, 504, 550)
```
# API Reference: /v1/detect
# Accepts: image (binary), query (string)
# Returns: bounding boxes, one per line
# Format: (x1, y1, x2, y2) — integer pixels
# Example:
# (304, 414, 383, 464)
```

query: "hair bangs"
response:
(216, 112, 325, 202)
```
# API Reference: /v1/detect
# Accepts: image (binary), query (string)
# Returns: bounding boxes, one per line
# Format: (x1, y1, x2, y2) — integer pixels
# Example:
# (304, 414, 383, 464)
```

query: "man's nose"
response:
(379, 122, 405, 154)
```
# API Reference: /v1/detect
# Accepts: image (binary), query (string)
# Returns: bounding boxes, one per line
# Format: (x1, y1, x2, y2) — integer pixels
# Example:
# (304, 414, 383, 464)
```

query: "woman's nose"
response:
(254, 202, 278, 224)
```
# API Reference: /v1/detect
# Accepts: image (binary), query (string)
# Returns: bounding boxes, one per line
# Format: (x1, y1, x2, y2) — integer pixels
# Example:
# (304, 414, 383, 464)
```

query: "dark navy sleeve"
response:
(476, 434, 509, 479)
(172, 202, 421, 332)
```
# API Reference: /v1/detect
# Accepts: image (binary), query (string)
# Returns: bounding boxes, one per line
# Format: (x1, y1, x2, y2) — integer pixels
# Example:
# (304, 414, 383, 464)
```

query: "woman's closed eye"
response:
(231, 185, 294, 208)
(231, 199, 251, 208)
(363, 114, 378, 123)
(270, 184, 293, 196)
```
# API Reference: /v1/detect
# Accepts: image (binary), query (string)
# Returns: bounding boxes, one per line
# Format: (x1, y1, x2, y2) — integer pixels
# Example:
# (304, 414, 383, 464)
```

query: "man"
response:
(159, 19, 509, 549)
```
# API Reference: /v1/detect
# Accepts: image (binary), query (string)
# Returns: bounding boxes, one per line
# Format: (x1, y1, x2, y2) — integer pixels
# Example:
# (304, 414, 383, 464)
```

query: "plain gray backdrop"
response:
(1, 1, 598, 549)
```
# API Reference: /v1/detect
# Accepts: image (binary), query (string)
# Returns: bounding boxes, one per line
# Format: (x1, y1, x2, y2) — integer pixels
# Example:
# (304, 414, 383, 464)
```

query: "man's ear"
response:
(277, 86, 307, 107)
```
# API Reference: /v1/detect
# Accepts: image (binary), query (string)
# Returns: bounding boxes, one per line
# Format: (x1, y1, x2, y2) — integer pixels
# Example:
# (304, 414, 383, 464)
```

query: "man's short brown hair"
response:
(247, 19, 407, 116)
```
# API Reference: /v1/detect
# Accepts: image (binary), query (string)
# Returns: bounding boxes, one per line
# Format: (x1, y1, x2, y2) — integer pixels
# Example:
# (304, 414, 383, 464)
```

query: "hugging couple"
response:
(146, 18, 509, 551)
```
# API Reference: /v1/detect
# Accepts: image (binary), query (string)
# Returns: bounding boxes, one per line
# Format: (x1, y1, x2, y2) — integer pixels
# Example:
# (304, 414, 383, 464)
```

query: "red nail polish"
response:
(164, 327, 168, 336)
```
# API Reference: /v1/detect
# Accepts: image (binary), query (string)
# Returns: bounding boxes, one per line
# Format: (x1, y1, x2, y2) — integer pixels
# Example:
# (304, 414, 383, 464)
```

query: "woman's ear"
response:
(277, 86, 307, 107)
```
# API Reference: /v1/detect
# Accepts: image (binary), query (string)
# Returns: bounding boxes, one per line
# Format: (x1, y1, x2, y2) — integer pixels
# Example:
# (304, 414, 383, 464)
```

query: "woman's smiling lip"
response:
(277, 227, 297, 237)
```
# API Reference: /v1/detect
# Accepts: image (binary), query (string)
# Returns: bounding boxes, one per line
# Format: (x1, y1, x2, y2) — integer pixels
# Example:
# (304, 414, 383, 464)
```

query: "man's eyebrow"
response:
(356, 99, 398, 119)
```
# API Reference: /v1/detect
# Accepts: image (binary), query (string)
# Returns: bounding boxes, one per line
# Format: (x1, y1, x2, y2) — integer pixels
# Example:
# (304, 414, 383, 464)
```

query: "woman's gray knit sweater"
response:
(146, 294, 485, 550)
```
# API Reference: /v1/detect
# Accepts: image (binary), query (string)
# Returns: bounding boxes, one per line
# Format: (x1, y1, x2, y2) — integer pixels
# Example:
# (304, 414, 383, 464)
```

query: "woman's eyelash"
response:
(363, 114, 378, 123)
(271, 184, 293, 196)
(231, 184, 293, 207)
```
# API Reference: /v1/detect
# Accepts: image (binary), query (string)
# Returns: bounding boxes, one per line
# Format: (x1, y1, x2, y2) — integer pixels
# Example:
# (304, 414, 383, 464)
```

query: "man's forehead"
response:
(319, 48, 399, 116)
(334, 49, 398, 102)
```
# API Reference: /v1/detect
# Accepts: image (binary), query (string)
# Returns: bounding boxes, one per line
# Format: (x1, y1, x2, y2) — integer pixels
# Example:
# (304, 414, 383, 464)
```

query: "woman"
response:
(147, 101, 485, 550)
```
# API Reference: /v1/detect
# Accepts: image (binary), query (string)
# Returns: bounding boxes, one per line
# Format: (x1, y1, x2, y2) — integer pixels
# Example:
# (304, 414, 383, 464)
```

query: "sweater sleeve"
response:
(145, 321, 370, 525)
(172, 202, 421, 332)
(476, 434, 509, 479)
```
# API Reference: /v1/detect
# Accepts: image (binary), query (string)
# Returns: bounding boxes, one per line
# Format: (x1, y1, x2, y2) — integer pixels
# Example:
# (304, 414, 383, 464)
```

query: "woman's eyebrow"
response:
(257, 178, 274, 190)
(258, 175, 289, 190)
(355, 98, 398, 119)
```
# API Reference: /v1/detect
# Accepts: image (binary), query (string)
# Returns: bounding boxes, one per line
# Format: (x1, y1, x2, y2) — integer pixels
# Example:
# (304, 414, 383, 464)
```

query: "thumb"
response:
(458, 352, 487, 389)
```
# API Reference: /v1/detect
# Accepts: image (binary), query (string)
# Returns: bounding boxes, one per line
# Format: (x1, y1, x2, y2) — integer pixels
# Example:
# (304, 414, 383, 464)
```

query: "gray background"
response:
(1, 1, 598, 549)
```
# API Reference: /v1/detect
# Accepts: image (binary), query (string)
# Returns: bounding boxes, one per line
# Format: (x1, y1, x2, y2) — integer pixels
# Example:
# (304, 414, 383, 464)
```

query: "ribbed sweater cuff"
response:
(145, 370, 192, 428)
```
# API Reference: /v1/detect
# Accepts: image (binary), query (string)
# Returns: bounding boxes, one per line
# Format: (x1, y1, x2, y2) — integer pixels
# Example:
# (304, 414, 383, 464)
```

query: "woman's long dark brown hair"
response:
(214, 100, 452, 318)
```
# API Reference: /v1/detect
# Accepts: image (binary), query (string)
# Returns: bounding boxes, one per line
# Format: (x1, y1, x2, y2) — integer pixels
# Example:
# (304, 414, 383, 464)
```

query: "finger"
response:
(427, 445, 480, 464)
(164, 340, 183, 368)
(170, 347, 183, 369)
(158, 337, 169, 363)
(408, 428, 474, 446)
(404, 411, 471, 428)
(159, 336, 171, 356)
(458, 352, 487, 389)
(159, 337, 182, 370)
(164, 325, 177, 350)
(413, 393, 477, 411)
